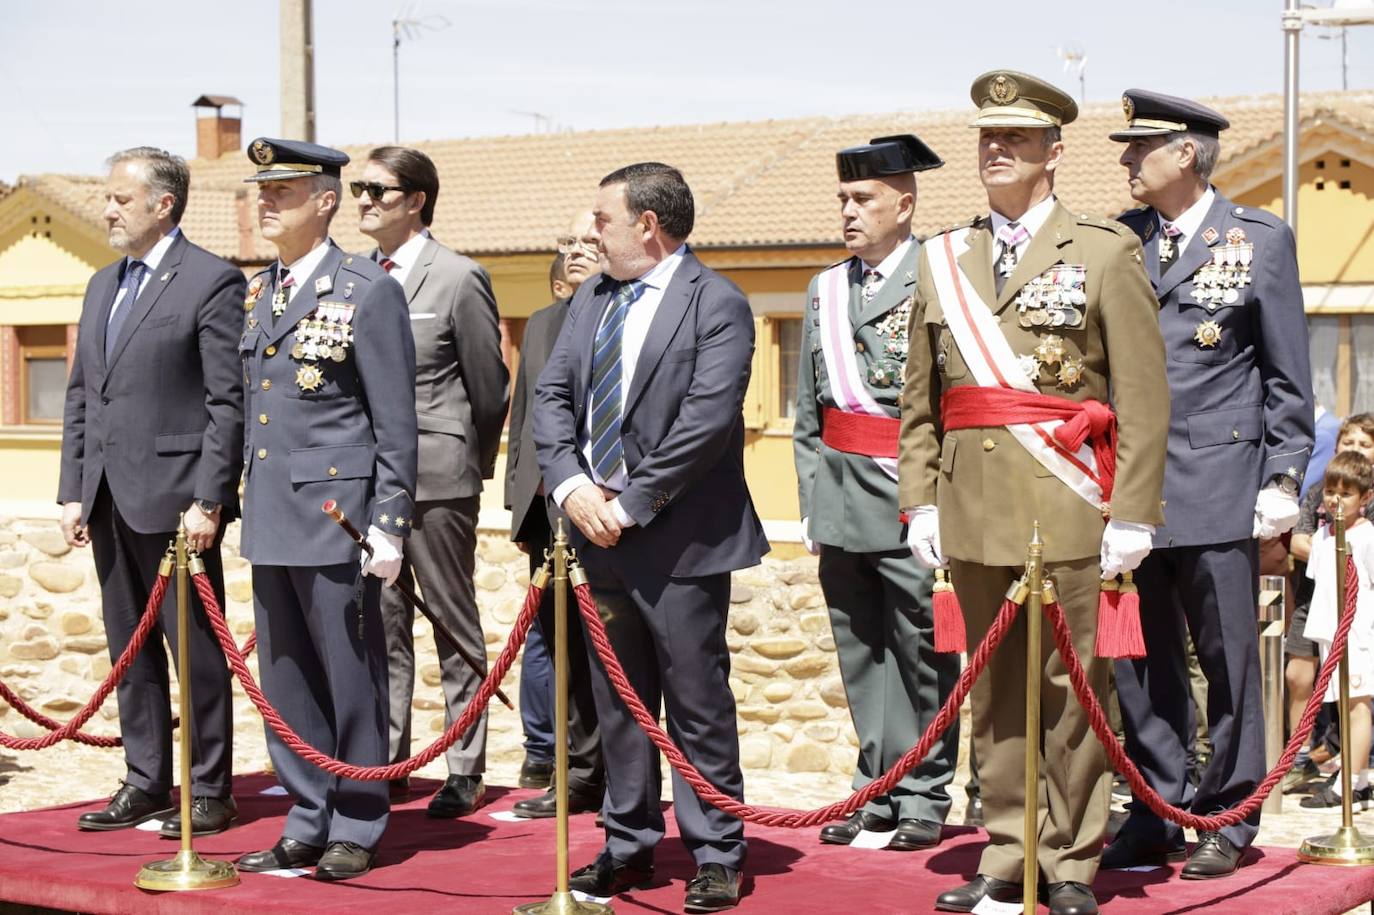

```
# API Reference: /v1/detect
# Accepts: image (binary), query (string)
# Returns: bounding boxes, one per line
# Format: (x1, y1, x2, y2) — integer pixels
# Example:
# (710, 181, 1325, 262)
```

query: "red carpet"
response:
(0, 773, 1370, 913)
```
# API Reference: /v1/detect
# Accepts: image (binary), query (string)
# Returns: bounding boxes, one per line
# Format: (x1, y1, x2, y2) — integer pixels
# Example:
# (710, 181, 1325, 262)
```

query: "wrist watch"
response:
(195, 499, 222, 514)
(1272, 474, 1300, 498)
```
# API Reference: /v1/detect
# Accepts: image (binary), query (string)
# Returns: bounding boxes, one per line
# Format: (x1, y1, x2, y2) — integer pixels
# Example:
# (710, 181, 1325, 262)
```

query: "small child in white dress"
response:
(1304, 451, 1374, 807)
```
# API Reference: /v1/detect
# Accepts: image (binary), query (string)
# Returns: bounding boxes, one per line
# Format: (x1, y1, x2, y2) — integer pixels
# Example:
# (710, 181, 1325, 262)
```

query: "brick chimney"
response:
(191, 95, 243, 160)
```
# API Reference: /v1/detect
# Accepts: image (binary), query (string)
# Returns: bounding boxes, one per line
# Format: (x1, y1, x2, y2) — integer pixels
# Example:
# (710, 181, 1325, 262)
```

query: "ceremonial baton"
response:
(322, 500, 514, 711)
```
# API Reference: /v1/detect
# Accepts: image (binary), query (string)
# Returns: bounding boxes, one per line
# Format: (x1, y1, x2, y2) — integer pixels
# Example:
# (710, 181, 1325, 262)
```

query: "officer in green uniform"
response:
(793, 135, 959, 851)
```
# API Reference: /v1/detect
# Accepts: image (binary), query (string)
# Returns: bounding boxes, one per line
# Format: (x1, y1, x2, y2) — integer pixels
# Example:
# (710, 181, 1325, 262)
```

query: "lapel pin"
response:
(315, 276, 333, 295)
(160, 272, 171, 282)
(343, 281, 355, 300)
(1201, 227, 1219, 245)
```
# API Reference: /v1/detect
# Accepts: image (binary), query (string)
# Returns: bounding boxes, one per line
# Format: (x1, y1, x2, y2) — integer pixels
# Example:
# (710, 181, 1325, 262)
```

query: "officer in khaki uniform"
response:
(233, 138, 418, 881)
(793, 135, 959, 850)
(898, 73, 1169, 915)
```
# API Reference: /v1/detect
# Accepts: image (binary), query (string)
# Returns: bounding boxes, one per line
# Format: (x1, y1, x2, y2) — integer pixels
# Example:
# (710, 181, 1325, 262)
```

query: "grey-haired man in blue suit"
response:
(1105, 90, 1314, 879)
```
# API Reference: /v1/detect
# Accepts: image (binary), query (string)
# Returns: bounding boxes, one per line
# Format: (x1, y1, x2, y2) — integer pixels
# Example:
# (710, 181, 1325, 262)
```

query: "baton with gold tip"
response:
(322, 499, 514, 710)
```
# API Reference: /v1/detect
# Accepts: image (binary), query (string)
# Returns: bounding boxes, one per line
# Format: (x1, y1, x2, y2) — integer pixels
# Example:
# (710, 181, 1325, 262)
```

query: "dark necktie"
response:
(589, 280, 646, 481)
(271, 268, 295, 319)
(380, 257, 397, 273)
(105, 259, 146, 361)
(1159, 221, 1182, 272)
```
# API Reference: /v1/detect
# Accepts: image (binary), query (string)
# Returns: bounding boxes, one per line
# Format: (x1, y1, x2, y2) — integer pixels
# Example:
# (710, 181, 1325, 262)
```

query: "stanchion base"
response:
(134, 850, 240, 891)
(1298, 826, 1374, 866)
(514, 891, 615, 914)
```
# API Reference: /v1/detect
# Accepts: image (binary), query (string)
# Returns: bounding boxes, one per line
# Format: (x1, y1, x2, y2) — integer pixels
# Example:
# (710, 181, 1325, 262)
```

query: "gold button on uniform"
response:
(982, 438, 996, 452)
(328, 467, 338, 477)
(258, 414, 268, 425)
(265, 345, 277, 356)
(257, 448, 267, 459)
(856, 342, 865, 353)
(261, 379, 272, 391)
(1232, 430, 1240, 439)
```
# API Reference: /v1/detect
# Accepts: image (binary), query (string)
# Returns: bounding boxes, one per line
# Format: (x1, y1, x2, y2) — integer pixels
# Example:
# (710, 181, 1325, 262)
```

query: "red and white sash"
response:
(816, 261, 899, 481)
(927, 227, 1106, 508)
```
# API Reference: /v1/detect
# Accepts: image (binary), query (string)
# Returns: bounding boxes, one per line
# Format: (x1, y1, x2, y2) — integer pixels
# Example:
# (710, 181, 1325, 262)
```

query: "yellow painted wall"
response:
(1235, 157, 1374, 284)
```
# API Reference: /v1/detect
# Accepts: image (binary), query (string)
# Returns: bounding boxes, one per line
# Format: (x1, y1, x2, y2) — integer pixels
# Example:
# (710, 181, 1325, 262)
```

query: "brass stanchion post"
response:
(1299, 503, 1374, 865)
(1024, 522, 1044, 912)
(516, 520, 612, 915)
(135, 525, 239, 891)
(1258, 574, 1286, 816)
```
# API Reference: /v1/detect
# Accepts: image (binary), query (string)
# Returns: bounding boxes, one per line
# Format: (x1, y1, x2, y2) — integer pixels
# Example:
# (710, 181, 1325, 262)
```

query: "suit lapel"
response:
(1157, 194, 1230, 299)
(996, 203, 1074, 314)
(403, 236, 437, 303)
(93, 266, 122, 371)
(105, 233, 187, 375)
(265, 245, 344, 346)
(1139, 213, 1162, 289)
(623, 253, 700, 418)
(955, 219, 998, 313)
(854, 245, 918, 332)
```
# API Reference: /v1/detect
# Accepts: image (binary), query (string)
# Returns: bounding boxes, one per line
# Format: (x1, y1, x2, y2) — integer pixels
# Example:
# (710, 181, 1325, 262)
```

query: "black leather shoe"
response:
(77, 783, 175, 831)
(684, 863, 741, 913)
(963, 795, 984, 827)
(1045, 881, 1099, 915)
(818, 810, 897, 845)
(568, 855, 654, 896)
(935, 874, 1020, 912)
(426, 774, 486, 818)
(235, 837, 324, 872)
(888, 818, 942, 851)
(388, 777, 410, 801)
(519, 757, 554, 789)
(314, 841, 375, 881)
(1182, 831, 1243, 879)
(1100, 831, 1186, 869)
(512, 784, 603, 818)
(159, 796, 238, 838)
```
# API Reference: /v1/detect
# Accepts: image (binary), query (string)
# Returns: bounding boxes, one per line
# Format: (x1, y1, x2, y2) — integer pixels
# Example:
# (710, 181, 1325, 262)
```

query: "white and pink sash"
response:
(927, 228, 1106, 508)
(816, 261, 899, 481)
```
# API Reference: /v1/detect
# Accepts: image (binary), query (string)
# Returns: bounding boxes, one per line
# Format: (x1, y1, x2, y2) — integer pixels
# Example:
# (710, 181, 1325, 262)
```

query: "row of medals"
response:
(292, 303, 355, 391)
(1014, 267, 1087, 389)
(1187, 234, 1253, 349)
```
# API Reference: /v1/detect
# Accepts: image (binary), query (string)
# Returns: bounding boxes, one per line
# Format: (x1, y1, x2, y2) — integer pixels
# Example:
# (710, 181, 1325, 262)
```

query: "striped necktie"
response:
(589, 280, 646, 481)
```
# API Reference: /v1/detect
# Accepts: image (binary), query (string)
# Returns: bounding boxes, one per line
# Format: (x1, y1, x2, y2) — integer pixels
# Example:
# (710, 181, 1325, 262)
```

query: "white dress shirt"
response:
(552, 244, 689, 527)
(990, 193, 1058, 257)
(379, 228, 431, 288)
(1160, 186, 1216, 255)
(109, 227, 180, 324)
(859, 236, 914, 295)
(277, 239, 335, 303)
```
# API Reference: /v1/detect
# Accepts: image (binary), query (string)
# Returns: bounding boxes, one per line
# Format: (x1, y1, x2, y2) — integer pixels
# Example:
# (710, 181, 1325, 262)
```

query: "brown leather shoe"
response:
(1181, 831, 1243, 879)
(935, 874, 1020, 913)
(76, 783, 174, 831)
(818, 810, 897, 845)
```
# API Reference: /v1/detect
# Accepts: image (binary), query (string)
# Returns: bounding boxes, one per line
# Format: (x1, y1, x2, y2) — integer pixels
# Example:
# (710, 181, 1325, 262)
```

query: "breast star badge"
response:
(1056, 356, 1085, 390)
(1018, 354, 1041, 381)
(1034, 334, 1065, 366)
(1194, 320, 1223, 348)
(295, 364, 323, 392)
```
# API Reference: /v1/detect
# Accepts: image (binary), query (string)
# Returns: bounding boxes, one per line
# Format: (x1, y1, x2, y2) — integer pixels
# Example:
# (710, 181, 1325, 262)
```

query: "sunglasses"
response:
(349, 181, 407, 203)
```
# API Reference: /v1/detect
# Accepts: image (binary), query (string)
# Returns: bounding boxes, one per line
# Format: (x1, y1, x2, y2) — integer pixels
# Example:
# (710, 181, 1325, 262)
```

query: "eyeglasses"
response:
(557, 236, 598, 256)
(349, 181, 407, 202)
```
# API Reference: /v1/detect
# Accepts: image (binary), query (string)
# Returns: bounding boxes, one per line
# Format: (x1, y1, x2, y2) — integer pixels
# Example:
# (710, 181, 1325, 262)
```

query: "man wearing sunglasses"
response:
(356, 146, 510, 821)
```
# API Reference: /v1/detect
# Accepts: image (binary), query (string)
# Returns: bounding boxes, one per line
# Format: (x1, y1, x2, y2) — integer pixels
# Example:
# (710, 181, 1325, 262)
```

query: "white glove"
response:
(800, 517, 820, 557)
(362, 525, 404, 587)
(906, 505, 944, 569)
(1100, 519, 1155, 580)
(1253, 486, 1301, 539)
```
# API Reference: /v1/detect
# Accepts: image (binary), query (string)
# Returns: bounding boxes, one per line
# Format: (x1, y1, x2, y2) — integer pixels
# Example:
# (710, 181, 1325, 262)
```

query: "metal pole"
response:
(1023, 523, 1044, 913)
(1282, 0, 1302, 234)
(1259, 575, 1287, 815)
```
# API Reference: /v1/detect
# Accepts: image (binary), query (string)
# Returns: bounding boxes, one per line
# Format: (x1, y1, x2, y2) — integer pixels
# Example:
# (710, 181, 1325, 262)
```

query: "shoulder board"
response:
(928, 215, 982, 240)
(1230, 205, 1283, 228)
(339, 254, 384, 280)
(1074, 213, 1131, 236)
(1114, 205, 1151, 223)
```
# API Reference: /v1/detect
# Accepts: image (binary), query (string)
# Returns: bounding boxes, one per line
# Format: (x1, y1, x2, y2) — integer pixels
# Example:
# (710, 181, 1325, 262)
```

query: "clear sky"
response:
(3, 0, 1373, 183)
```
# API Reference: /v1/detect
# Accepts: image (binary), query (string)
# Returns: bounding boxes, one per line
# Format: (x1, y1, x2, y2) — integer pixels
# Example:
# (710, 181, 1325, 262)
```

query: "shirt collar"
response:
(632, 243, 688, 290)
(384, 228, 431, 270)
(862, 236, 914, 278)
(131, 226, 180, 273)
(278, 238, 335, 283)
(1162, 186, 1215, 242)
(990, 194, 1057, 242)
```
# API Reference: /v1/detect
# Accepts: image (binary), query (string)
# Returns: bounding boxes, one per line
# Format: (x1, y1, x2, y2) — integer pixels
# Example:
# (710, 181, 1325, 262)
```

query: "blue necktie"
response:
(105, 259, 146, 361)
(589, 280, 645, 481)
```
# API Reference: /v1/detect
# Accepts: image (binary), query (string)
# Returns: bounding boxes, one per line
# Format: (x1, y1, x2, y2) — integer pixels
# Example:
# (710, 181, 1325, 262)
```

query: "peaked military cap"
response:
(243, 137, 350, 183)
(1109, 89, 1230, 141)
(968, 70, 1078, 129)
(836, 134, 943, 181)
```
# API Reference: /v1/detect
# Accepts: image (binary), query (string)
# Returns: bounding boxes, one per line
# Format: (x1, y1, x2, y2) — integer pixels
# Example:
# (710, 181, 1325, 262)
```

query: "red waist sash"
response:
(821, 407, 900, 459)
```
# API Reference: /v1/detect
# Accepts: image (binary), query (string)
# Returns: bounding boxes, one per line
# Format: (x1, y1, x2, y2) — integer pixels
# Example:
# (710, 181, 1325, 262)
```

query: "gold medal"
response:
(1034, 334, 1065, 366)
(295, 364, 323, 392)
(330, 346, 346, 363)
(1194, 320, 1223, 348)
(291, 342, 305, 360)
(1056, 357, 1085, 390)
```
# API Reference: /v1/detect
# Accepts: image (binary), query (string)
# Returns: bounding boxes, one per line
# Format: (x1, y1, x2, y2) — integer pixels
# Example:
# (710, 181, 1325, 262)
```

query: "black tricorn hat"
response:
(836, 134, 943, 181)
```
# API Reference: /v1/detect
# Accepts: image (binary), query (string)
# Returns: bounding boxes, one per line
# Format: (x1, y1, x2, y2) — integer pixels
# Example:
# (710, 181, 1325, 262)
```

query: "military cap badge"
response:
(1122, 95, 1135, 121)
(990, 75, 1019, 104)
(250, 139, 275, 166)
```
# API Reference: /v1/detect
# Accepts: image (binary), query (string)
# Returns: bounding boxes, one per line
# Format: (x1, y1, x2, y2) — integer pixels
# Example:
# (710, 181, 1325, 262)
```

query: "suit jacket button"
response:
(259, 414, 269, 425)
(257, 448, 268, 460)
(982, 438, 996, 452)
(261, 379, 272, 391)
(265, 345, 277, 356)
(101, 396, 110, 405)
(328, 466, 338, 476)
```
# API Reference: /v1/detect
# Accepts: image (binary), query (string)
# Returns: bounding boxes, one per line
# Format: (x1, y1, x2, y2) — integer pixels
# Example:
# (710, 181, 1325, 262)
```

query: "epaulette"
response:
(1230, 204, 1283, 228)
(929, 215, 982, 239)
(1075, 213, 1132, 236)
(339, 254, 385, 280)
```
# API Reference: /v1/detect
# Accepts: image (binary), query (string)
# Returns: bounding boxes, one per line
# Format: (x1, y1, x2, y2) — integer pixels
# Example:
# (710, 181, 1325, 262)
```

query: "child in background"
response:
(1302, 451, 1374, 808)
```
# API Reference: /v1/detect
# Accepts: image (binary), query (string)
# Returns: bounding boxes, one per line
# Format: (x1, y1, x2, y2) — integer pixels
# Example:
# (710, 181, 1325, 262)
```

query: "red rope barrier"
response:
(574, 579, 1020, 827)
(1052, 555, 1359, 832)
(0, 569, 174, 750)
(195, 569, 541, 780)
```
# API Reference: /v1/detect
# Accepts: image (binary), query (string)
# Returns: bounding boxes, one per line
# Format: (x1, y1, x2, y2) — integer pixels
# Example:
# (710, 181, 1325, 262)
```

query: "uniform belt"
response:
(821, 407, 900, 458)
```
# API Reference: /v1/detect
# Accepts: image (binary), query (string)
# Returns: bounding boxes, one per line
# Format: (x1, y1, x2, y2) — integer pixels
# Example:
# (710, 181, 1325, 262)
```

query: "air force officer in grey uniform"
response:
(1105, 91, 1314, 879)
(233, 138, 417, 882)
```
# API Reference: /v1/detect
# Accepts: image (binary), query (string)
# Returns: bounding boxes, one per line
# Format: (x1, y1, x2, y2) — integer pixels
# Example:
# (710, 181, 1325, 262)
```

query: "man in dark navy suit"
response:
(535, 163, 768, 912)
(60, 146, 244, 838)
(1106, 90, 1315, 879)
